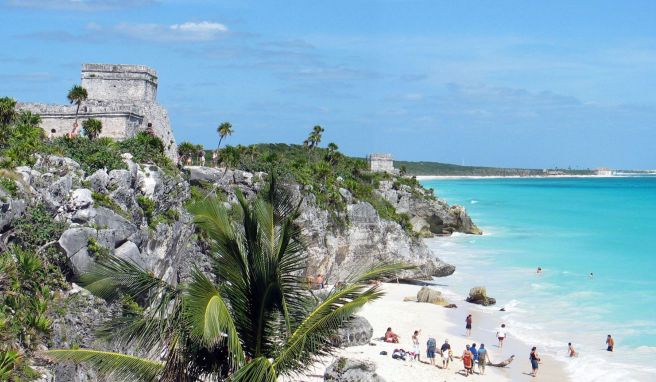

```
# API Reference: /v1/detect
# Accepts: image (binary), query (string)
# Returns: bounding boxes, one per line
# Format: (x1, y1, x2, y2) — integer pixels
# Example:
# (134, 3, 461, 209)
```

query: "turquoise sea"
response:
(421, 176, 656, 382)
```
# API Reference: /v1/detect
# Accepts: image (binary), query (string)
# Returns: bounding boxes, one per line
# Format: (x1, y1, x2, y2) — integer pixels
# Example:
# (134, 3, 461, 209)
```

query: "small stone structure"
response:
(367, 153, 397, 174)
(18, 64, 177, 160)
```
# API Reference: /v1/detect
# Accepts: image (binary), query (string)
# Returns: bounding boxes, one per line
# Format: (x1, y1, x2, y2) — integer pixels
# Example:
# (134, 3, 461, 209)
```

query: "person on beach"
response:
(462, 344, 474, 376)
(470, 343, 479, 372)
(426, 337, 437, 366)
(384, 327, 399, 343)
(440, 339, 451, 368)
(568, 342, 577, 357)
(529, 346, 540, 377)
(411, 330, 421, 361)
(496, 324, 507, 349)
(478, 344, 490, 375)
(536, 267, 542, 275)
(465, 314, 472, 337)
(606, 334, 614, 351)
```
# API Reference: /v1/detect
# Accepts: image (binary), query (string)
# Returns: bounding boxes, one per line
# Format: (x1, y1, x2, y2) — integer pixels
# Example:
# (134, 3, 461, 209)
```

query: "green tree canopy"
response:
(82, 118, 102, 140)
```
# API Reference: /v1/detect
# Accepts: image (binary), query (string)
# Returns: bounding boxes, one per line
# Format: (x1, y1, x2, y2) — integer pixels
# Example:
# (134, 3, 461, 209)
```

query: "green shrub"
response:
(91, 191, 128, 218)
(137, 195, 156, 226)
(0, 176, 18, 197)
(48, 137, 125, 173)
(13, 204, 66, 251)
(118, 132, 173, 171)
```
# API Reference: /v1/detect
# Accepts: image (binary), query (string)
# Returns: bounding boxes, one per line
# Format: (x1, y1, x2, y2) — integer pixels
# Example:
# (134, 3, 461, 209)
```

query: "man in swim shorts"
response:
(496, 324, 507, 349)
(606, 334, 614, 352)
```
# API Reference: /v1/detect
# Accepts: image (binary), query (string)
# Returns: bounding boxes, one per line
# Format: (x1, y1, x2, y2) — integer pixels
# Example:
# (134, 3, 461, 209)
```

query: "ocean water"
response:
(421, 176, 656, 382)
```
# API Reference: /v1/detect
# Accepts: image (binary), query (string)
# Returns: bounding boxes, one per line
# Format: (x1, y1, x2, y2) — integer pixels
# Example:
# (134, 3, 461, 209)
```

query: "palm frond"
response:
(185, 268, 244, 368)
(42, 349, 162, 382)
(230, 356, 277, 382)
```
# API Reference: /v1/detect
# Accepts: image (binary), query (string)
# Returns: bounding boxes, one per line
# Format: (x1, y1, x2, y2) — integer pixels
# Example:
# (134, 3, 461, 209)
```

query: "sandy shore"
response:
(290, 283, 570, 381)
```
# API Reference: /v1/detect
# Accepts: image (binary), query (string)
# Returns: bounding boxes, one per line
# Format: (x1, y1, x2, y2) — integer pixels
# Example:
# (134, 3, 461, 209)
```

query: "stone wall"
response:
(81, 63, 158, 103)
(368, 153, 397, 174)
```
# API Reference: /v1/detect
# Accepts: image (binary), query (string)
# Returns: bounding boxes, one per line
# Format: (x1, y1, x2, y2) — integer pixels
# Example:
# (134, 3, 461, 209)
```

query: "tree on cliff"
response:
(44, 178, 411, 381)
(216, 122, 233, 151)
(177, 141, 197, 165)
(303, 125, 325, 150)
(66, 85, 88, 137)
(82, 118, 102, 140)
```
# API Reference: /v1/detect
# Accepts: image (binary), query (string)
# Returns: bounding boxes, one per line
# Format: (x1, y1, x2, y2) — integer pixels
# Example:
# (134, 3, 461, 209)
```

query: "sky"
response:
(1, 0, 655, 169)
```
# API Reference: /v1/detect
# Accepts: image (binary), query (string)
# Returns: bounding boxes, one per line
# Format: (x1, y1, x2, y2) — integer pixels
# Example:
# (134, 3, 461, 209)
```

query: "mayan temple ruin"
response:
(18, 63, 178, 159)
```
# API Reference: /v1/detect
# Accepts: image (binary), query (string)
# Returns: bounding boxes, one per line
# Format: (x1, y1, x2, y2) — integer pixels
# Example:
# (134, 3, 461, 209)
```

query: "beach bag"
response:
(427, 337, 436, 351)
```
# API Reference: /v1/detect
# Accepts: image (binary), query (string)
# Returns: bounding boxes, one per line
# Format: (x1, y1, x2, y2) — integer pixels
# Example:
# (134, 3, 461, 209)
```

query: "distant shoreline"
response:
(415, 174, 644, 180)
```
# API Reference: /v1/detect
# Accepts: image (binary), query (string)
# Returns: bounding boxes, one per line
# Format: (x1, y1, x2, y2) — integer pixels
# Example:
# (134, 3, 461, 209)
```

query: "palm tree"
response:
(304, 125, 325, 150)
(0, 97, 16, 127)
(44, 178, 411, 381)
(66, 85, 88, 136)
(82, 118, 102, 140)
(216, 122, 233, 151)
(177, 141, 197, 165)
(325, 142, 339, 166)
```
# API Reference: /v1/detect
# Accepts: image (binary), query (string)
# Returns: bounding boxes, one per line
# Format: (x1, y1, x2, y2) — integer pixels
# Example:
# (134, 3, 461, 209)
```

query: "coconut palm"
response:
(82, 119, 102, 140)
(66, 85, 88, 125)
(44, 178, 411, 381)
(305, 125, 325, 150)
(216, 122, 233, 151)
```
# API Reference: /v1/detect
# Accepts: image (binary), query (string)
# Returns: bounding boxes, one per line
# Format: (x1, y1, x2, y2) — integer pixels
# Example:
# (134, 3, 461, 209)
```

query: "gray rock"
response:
(44, 175, 72, 208)
(71, 207, 96, 223)
(69, 248, 93, 274)
(334, 316, 374, 347)
(324, 358, 385, 382)
(68, 188, 93, 210)
(108, 169, 132, 191)
(466, 286, 496, 306)
(58, 227, 96, 258)
(85, 169, 109, 192)
(186, 166, 223, 183)
(0, 195, 26, 232)
(417, 286, 448, 305)
(92, 207, 137, 236)
(114, 240, 144, 268)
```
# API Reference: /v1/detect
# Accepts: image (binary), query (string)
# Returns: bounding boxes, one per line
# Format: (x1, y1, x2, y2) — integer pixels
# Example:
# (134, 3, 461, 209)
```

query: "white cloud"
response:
(115, 21, 228, 42)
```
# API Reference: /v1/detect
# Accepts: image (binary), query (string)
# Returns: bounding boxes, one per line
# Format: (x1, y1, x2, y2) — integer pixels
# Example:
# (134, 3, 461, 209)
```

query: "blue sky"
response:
(1, 0, 655, 169)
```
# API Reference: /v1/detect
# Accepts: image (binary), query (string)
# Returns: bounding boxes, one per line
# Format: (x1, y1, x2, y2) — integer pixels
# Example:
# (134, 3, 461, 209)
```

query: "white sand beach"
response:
(292, 283, 570, 382)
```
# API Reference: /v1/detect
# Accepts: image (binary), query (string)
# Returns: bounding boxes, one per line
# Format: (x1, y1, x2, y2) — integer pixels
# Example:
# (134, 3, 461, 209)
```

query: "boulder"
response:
(444, 304, 458, 309)
(68, 188, 93, 211)
(333, 316, 374, 347)
(417, 286, 449, 306)
(466, 286, 496, 306)
(324, 358, 385, 382)
(114, 241, 144, 268)
(85, 169, 109, 193)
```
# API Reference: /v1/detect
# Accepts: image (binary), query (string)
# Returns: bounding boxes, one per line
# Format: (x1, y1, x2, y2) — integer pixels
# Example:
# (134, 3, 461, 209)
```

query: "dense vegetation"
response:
(394, 159, 595, 176)
(46, 179, 410, 381)
(210, 142, 422, 232)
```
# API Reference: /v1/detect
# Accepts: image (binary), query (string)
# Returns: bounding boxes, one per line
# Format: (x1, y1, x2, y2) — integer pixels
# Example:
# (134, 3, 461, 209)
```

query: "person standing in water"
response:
(530, 347, 541, 377)
(568, 342, 577, 357)
(465, 314, 472, 337)
(606, 335, 615, 351)
(496, 324, 507, 349)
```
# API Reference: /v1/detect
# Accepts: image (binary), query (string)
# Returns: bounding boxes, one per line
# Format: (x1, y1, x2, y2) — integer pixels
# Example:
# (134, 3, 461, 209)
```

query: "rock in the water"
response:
(466, 286, 496, 306)
(324, 357, 385, 382)
(416, 286, 449, 305)
(333, 316, 374, 347)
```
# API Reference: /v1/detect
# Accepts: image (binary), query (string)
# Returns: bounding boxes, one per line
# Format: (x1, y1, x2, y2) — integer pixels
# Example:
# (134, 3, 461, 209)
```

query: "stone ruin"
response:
(367, 153, 398, 174)
(18, 63, 177, 159)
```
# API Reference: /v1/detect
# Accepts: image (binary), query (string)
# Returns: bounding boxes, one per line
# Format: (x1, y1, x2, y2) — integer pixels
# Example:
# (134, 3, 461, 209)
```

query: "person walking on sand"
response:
(606, 334, 614, 352)
(462, 344, 474, 376)
(470, 343, 479, 372)
(478, 344, 490, 375)
(440, 339, 451, 368)
(412, 330, 421, 361)
(568, 342, 577, 357)
(465, 314, 472, 337)
(426, 337, 437, 366)
(529, 346, 540, 377)
(496, 323, 507, 349)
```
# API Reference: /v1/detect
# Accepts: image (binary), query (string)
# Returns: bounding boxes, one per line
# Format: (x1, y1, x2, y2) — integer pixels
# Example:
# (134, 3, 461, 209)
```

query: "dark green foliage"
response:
(394, 159, 596, 176)
(13, 204, 66, 251)
(117, 132, 173, 171)
(136, 195, 156, 227)
(82, 118, 102, 140)
(0, 98, 45, 168)
(87, 237, 110, 260)
(48, 137, 125, 173)
(0, 176, 19, 197)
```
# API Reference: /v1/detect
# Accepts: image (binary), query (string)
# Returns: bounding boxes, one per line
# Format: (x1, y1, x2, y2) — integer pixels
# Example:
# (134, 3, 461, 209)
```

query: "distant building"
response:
(368, 153, 398, 174)
(18, 63, 177, 160)
(594, 168, 614, 176)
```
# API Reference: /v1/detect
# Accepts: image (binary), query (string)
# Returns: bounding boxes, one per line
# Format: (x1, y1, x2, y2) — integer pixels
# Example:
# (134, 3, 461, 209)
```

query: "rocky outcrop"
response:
(416, 286, 449, 306)
(324, 358, 385, 382)
(333, 316, 374, 347)
(376, 180, 481, 237)
(466, 286, 496, 306)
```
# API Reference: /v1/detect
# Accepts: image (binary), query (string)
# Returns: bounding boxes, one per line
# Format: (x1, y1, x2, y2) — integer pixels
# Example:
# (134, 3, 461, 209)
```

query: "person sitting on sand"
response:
(412, 330, 421, 361)
(568, 342, 577, 357)
(478, 344, 490, 375)
(496, 324, 507, 349)
(465, 314, 472, 337)
(462, 344, 474, 376)
(530, 346, 541, 377)
(384, 327, 399, 343)
(606, 334, 614, 352)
